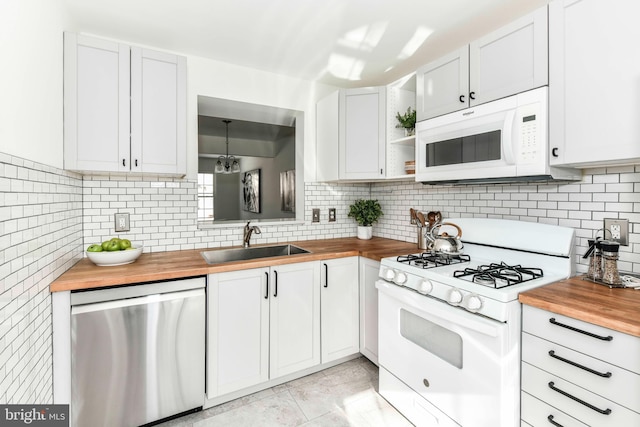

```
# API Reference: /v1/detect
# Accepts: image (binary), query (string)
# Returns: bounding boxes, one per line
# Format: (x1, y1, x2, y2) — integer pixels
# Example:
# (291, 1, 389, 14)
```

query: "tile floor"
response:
(157, 357, 412, 427)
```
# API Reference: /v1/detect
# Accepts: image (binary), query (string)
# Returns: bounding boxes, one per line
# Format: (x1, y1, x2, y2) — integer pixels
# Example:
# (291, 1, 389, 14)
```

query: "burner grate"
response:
(454, 262, 543, 288)
(397, 253, 471, 269)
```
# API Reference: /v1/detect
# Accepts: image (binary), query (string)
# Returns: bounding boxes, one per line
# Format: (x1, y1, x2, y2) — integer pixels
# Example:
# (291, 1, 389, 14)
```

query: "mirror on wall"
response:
(197, 96, 304, 225)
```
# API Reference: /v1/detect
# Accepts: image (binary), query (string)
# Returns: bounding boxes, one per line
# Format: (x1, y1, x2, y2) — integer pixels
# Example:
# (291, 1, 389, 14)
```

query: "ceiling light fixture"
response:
(215, 119, 240, 174)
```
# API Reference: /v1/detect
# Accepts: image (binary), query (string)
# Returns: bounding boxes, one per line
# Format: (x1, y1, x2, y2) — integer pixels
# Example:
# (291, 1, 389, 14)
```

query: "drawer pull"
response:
(547, 415, 563, 427)
(548, 382, 612, 415)
(548, 350, 612, 378)
(549, 318, 613, 341)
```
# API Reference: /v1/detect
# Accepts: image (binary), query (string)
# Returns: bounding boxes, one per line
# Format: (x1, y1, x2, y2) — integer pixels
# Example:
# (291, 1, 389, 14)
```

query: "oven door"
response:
(377, 280, 519, 427)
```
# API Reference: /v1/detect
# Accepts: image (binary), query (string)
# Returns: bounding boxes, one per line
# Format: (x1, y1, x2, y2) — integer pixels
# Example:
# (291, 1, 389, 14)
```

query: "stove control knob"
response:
(394, 271, 408, 285)
(418, 279, 433, 295)
(383, 268, 396, 281)
(448, 288, 463, 305)
(464, 294, 483, 312)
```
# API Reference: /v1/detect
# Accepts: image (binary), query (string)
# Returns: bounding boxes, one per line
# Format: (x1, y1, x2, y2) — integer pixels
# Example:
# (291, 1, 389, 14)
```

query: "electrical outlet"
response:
(328, 208, 336, 222)
(603, 218, 628, 246)
(312, 208, 320, 223)
(115, 213, 130, 232)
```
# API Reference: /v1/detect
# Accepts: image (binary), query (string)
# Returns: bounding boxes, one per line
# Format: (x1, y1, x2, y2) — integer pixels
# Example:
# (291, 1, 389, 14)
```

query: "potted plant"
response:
(395, 107, 416, 136)
(348, 199, 383, 240)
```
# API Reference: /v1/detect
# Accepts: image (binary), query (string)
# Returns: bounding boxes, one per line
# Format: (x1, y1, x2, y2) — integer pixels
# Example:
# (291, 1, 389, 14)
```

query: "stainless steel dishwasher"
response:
(70, 277, 205, 427)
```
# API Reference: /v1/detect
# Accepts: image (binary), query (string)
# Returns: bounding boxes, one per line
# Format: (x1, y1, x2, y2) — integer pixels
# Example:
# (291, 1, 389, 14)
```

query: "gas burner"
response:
(454, 262, 543, 288)
(397, 253, 471, 269)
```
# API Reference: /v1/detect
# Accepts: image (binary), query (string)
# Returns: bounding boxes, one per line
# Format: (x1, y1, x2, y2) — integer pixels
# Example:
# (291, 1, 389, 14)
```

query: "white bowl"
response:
(86, 244, 143, 266)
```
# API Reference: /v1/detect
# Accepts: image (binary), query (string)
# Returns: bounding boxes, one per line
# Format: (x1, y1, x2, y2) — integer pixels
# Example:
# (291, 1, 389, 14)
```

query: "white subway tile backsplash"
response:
(0, 155, 82, 404)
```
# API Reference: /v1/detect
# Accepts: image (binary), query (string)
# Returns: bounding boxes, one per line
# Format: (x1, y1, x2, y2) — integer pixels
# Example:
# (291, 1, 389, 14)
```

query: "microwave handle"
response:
(502, 110, 516, 165)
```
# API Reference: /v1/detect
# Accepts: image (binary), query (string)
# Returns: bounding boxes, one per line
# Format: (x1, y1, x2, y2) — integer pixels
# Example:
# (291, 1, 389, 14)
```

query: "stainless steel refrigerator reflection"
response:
(71, 278, 205, 427)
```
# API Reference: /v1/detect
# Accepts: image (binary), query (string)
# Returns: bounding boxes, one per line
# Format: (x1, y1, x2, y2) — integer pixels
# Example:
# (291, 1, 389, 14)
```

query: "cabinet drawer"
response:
(523, 332, 640, 410)
(522, 391, 588, 427)
(522, 363, 640, 426)
(522, 305, 640, 374)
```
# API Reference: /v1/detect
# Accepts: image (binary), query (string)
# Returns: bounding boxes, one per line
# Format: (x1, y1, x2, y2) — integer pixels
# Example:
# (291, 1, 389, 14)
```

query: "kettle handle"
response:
(432, 222, 463, 239)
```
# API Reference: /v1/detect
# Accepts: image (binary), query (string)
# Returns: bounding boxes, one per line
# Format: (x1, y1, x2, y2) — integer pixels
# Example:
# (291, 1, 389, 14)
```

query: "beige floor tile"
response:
(193, 391, 307, 427)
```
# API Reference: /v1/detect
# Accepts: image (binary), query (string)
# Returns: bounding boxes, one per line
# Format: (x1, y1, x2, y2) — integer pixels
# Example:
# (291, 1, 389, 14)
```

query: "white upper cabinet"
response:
(64, 34, 130, 173)
(316, 87, 386, 181)
(549, 0, 640, 167)
(416, 6, 548, 121)
(469, 7, 548, 107)
(416, 47, 469, 121)
(64, 33, 186, 175)
(340, 87, 386, 180)
(131, 48, 186, 174)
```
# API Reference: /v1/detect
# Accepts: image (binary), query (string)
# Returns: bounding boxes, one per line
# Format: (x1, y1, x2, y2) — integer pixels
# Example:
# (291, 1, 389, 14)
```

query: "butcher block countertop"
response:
(519, 276, 640, 338)
(50, 237, 417, 292)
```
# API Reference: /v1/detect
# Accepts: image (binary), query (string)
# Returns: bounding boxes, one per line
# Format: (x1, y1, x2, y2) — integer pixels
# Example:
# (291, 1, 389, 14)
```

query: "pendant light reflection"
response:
(215, 119, 240, 174)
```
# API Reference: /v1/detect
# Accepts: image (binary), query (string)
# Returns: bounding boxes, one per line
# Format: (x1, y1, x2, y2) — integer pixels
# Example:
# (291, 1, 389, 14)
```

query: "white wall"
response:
(0, 0, 68, 169)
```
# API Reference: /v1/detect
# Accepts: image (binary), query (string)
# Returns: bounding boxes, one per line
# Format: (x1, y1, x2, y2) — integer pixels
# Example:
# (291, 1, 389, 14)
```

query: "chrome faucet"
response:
(243, 221, 261, 247)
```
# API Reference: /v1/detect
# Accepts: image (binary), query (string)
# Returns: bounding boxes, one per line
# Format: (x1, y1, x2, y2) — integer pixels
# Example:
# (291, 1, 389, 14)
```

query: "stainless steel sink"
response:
(201, 244, 310, 265)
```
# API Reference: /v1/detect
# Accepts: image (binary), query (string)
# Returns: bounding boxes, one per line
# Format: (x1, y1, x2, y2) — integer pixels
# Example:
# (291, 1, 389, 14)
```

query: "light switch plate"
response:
(603, 218, 628, 246)
(115, 213, 130, 232)
(312, 209, 320, 223)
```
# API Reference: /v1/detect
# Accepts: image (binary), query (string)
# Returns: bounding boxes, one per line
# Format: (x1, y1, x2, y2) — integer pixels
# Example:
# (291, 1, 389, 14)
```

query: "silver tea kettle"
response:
(428, 222, 464, 255)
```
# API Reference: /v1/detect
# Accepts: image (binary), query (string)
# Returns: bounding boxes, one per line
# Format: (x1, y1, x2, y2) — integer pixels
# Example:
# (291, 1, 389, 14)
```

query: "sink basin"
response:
(201, 244, 310, 265)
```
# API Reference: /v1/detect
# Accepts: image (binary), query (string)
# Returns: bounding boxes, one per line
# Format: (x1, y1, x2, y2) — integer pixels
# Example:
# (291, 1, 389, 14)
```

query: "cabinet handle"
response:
(273, 270, 278, 297)
(552, 147, 559, 157)
(135, 159, 138, 167)
(459, 94, 465, 103)
(548, 382, 612, 415)
(548, 350, 612, 378)
(547, 415, 563, 427)
(264, 272, 269, 299)
(122, 159, 126, 167)
(469, 91, 475, 100)
(548, 318, 613, 341)
(323, 263, 328, 288)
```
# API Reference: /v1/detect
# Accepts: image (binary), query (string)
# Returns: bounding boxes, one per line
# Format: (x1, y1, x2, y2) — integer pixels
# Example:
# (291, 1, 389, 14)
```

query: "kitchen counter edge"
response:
(50, 237, 417, 293)
(519, 275, 640, 338)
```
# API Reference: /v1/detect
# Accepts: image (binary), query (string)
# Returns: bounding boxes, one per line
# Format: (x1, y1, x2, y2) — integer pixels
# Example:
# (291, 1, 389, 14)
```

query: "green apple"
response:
(87, 244, 103, 252)
(101, 240, 111, 250)
(105, 240, 121, 252)
(118, 239, 132, 250)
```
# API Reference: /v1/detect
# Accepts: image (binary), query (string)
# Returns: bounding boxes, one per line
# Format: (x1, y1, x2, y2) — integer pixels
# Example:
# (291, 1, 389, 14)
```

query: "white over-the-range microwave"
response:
(415, 87, 581, 184)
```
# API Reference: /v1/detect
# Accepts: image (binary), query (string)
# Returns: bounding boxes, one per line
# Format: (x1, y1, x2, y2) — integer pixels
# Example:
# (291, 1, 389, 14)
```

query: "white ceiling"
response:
(62, 0, 549, 88)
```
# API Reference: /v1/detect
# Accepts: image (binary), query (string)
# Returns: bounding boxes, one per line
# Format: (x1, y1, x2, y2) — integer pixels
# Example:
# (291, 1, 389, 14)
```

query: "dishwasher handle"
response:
(72, 288, 204, 315)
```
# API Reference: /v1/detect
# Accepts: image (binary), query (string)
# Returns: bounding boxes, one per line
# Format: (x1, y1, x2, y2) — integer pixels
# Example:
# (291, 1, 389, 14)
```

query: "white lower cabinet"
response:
(320, 257, 360, 363)
(359, 257, 380, 365)
(207, 261, 320, 399)
(521, 305, 640, 426)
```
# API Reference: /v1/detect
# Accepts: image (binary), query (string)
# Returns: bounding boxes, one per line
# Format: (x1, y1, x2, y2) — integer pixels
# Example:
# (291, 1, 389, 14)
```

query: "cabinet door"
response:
(63, 33, 130, 172)
(316, 90, 339, 182)
(269, 261, 320, 378)
(339, 87, 386, 180)
(207, 269, 269, 398)
(416, 47, 469, 121)
(549, 0, 640, 166)
(320, 257, 359, 363)
(131, 47, 187, 175)
(359, 258, 380, 365)
(469, 6, 548, 107)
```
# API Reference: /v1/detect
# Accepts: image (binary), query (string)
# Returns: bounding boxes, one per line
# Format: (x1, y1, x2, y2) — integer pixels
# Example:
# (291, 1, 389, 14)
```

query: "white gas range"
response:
(376, 218, 575, 427)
